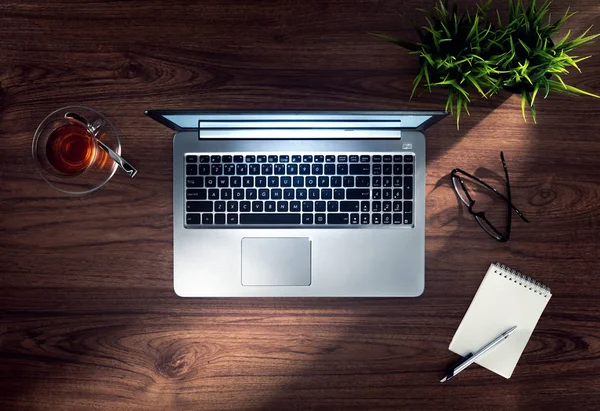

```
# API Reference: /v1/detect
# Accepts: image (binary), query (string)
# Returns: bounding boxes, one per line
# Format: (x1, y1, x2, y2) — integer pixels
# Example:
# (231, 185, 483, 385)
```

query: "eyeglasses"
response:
(451, 152, 529, 242)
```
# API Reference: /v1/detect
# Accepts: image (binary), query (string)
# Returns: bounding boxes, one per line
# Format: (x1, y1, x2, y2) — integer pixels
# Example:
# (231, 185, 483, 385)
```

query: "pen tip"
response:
(440, 376, 447, 383)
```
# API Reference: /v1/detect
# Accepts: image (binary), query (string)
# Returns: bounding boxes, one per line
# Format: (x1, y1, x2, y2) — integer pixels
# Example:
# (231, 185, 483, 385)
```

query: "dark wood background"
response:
(1, 0, 600, 409)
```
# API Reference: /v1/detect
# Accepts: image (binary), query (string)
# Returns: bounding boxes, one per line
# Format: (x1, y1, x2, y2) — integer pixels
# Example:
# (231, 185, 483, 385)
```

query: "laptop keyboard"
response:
(184, 153, 415, 227)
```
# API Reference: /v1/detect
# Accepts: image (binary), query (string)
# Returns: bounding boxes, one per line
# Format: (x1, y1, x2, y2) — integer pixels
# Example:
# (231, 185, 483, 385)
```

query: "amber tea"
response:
(46, 123, 97, 175)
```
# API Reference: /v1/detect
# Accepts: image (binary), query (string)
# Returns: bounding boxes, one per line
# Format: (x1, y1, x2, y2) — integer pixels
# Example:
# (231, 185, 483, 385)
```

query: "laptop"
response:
(145, 111, 447, 297)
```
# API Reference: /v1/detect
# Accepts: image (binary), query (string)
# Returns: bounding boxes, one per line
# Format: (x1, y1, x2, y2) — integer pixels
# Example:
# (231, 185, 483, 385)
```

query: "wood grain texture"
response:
(1, 0, 600, 410)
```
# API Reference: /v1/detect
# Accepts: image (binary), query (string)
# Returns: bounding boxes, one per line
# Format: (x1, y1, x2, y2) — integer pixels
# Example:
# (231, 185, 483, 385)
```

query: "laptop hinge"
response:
(197, 129, 402, 140)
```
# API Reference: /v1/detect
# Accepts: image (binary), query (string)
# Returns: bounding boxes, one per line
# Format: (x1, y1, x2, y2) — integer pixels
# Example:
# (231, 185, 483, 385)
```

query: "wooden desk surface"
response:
(1, 1, 599, 409)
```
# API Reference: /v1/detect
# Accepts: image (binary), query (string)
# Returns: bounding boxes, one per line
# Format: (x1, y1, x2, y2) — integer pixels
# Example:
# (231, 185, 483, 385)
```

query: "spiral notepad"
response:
(449, 263, 552, 379)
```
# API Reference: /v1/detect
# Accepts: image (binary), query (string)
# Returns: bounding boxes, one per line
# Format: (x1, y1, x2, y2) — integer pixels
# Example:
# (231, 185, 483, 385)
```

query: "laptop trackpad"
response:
(241, 237, 311, 286)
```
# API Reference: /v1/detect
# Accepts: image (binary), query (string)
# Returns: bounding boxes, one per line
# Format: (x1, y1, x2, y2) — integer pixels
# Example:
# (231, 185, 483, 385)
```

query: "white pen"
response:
(440, 326, 517, 383)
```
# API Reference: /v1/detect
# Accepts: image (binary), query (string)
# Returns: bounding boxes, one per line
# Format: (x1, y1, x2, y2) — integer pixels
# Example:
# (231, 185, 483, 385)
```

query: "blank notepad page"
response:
(449, 263, 552, 379)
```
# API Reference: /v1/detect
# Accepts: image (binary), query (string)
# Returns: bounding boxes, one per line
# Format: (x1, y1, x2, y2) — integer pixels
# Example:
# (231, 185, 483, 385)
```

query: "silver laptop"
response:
(146, 111, 447, 297)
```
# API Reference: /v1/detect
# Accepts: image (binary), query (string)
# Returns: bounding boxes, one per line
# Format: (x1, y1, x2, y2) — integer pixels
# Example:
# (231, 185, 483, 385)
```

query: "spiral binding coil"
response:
(493, 263, 551, 298)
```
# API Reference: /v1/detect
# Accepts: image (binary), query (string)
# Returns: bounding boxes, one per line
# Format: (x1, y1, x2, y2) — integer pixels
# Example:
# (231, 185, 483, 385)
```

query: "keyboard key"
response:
(372, 189, 381, 199)
(227, 201, 238, 212)
(328, 213, 349, 224)
(243, 177, 254, 187)
(315, 214, 326, 224)
(186, 213, 200, 225)
(281, 176, 291, 187)
(199, 155, 210, 163)
(314, 155, 324, 163)
(215, 214, 226, 224)
(393, 189, 402, 199)
(222, 189, 232, 200)
(186, 177, 203, 187)
(186, 164, 198, 175)
(291, 201, 301, 212)
(218, 177, 228, 187)
(404, 177, 413, 199)
(404, 212, 413, 224)
(383, 155, 392, 162)
(208, 189, 219, 199)
(334, 189, 345, 199)
(265, 201, 276, 212)
(343, 176, 355, 187)
(274, 164, 285, 175)
(234, 189, 244, 199)
(240, 201, 251, 212)
(233, 155, 244, 163)
(327, 201, 339, 212)
(349, 155, 359, 162)
(393, 201, 402, 212)
(361, 201, 370, 212)
(303, 155, 313, 162)
(404, 155, 414, 162)
(383, 213, 392, 224)
(372, 201, 381, 212)
(356, 176, 369, 187)
(227, 214, 238, 224)
(361, 213, 370, 224)
(280, 155, 289, 163)
(372, 214, 381, 224)
(262, 164, 273, 175)
(393, 155, 403, 162)
(199, 164, 211, 175)
(325, 164, 335, 175)
(321, 189, 332, 199)
(393, 176, 402, 187)
(337, 155, 348, 162)
(268, 155, 278, 163)
(255, 176, 266, 187)
(346, 189, 369, 199)
(326, 155, 335, 163)
(309, 189, 319, 199)
(240, 213, 301, 224)
(268, 176, 279, 187)
(284, 189, 294, 199)
(350, 164, 370, 175)
(372, 164, 382, 175)
(306, 176, 317, 187)
(214, 201, 225, 212)
(393, 164, 403, 175)
(302, 201, 314, 212)
(383, 189, 392, 199)
(318, 176, 329, 187)
(222, 155, 232, 163)
(297, 189, 307, 200)
(202, 214, 213, 225)
(249, 164, 260, 175)
(337, 164, 348, 175)
(372, 176, 381, 187)
(287, 164, 298, 175)
(340, 201, 359, 212)
(246, 155, 256, 162)
(303, 214, 314, 224)
(383, 201, 392, 212)
(372, 155, 382, 162)
(271, 189, 282, 199)
(299, 164, 310, 175)
(292, 155, 302, 163)
(351, 213, 359, 224)
(236, 164, 248, 175)
(205, 177, 216, 188)
(360, 155, 370, 162)
(211, 155, 221, 163)
(393, 213, 402, 224)
(404, 164, 414, 175)
(187, 201, 213, 212)
(331, 176, 342, 187)
(312, 164, 323, 175)
(293, 176, 304, 187)
(383, 177, 392, 187)
(186, 189, 207, 200)
(252, 201, 263, 212)
(224, 164, 235, 175)
(315, 201, 326, 212)
(404, 201, 413, 213)
(383, 164, 392, 175)
(259, 189, 269, 199)
(231, 176, 241, 187)
(277, 201, 288, 212)
(186, 155, 197, 163)
(256, 155, 266, 163)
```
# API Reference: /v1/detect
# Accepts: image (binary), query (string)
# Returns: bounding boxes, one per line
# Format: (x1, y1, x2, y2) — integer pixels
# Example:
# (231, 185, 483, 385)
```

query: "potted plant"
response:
(373, 0, 500, 128)
(493, 0, 600, 122)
